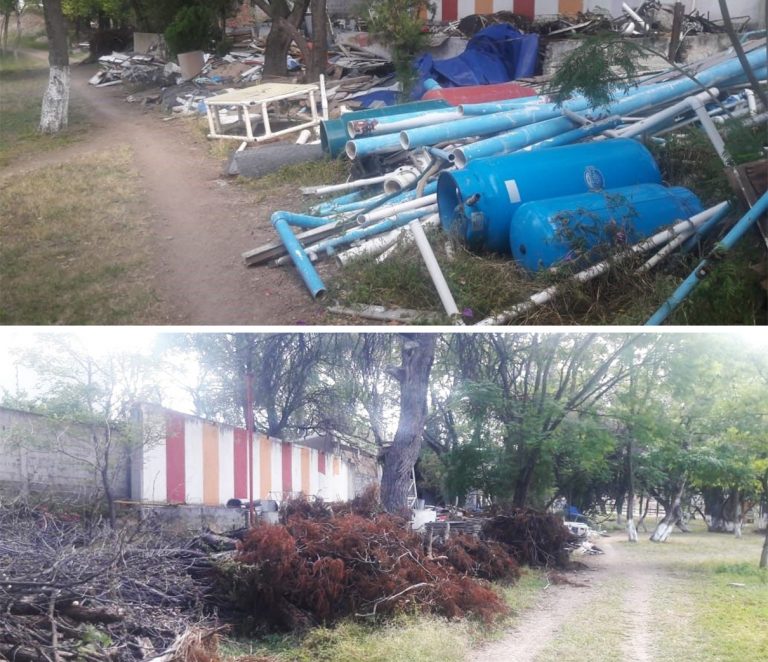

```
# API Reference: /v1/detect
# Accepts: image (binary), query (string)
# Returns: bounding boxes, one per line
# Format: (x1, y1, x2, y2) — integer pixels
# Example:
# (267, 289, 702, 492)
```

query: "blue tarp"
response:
(414, 25, 539, 97)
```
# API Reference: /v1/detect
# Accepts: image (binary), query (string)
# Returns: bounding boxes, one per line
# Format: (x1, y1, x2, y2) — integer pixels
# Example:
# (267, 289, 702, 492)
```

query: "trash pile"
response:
(246, 38, 766, 325)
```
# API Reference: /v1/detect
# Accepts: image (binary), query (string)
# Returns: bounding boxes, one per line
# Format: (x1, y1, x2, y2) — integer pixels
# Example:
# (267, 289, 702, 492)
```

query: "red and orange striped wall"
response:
(432, 0, 624, 21)
(137, 407, 351, 506)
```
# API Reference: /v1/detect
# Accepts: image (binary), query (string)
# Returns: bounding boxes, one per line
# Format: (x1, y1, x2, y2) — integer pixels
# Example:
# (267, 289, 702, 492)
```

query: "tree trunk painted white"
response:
(734, 520, 742, 538)
(39, 65, 70, 134)
(650, 518, 675, 542)
(627, 518, 638, 542)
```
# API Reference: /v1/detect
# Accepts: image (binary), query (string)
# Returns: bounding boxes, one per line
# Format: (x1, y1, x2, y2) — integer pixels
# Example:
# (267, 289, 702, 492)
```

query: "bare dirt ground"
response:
(468, 533, 660, 662)
(16, 53, 327, 325)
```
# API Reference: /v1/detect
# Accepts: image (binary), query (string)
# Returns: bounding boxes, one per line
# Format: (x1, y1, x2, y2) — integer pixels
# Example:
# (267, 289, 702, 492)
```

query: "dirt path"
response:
(17, 53, 326, 325)
(468, 534, 661, 662)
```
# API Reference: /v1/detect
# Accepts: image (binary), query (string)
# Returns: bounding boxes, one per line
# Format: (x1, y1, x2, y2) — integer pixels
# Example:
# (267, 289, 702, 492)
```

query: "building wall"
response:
(0, 406, 130, 500)
(133, 405, 371, 506)
(326, 0, 764, 26)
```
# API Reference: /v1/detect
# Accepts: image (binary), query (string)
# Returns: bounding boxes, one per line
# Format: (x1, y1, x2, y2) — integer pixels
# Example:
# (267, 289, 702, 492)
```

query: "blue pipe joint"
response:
(271, 214, 327, 300)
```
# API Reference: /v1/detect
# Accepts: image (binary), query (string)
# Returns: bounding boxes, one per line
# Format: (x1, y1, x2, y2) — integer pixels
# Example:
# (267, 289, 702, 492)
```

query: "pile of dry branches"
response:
(0, 502, 218, 661)
(217, 510, 511, 630)
(482, 507, 576, 567)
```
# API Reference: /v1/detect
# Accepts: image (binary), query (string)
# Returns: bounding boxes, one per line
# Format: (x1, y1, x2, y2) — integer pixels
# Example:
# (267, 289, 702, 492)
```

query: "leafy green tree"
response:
(363, 0, 433, 97)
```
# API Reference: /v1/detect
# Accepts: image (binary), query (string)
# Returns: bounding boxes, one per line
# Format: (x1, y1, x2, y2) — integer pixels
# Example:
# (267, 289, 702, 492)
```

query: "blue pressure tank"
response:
(510, 184, 703, 271)
(437, 139, 662, 254)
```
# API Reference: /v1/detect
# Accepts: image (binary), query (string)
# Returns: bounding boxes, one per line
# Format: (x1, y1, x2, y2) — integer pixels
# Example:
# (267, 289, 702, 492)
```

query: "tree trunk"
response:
(306, 0, 328, 82)
(760, 528, 768, 569)
(651, 482, 686, 543)
(257, 0, 311, 78)
(626, 438, 637, 542)
(380, 334, 436, 514)
(40, 0, 70, 134)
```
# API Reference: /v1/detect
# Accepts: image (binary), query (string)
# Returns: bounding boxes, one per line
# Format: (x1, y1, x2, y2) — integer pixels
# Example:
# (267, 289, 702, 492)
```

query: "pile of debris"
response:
(244, 36, 766, 325)
(0, 503, 220, 661)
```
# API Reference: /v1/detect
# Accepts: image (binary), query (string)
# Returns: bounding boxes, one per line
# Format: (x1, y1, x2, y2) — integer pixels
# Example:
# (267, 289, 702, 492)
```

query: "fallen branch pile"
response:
(0, 503, 218, 661)
(217, 510, 512, 630)
(482, 507, 576, 567)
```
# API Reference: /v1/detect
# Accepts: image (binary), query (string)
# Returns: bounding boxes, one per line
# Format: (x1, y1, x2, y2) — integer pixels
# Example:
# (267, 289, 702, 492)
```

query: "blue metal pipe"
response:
(645, 190, 768, 325)
(346, 132, 410, 159)
(459, 95, 551, 115)
(347, 106, 463, 137)
(272, 211, 335, 229)
(320, 99, 450, 158)
(524, 116, 622, 151)
(271, 216, 327, 299)
(406, 47, 767, 158)
(308, 207, 435, 257)
(680, 202, 732, 253)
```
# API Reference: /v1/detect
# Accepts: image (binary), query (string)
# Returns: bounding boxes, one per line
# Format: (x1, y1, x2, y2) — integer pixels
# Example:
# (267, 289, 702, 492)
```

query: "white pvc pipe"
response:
(357, 194, 438, 226)
(636, 229, 695, 273)
(688, 96, 731, 165)
(408, 215, 461, 320)
(375, 215, 441, 263)
(383, 166, 421, 193)
(335, 214, 440, 266)
(623, 2, 648, 31)
(476, 202, 729, 325)
(744, 89, 758, 116)
(608, 88, 719, 138)
(319, 74, 329, 121)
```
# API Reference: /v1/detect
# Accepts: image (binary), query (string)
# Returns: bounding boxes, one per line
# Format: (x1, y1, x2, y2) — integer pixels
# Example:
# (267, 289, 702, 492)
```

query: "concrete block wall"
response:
(0, 407, 130, 500)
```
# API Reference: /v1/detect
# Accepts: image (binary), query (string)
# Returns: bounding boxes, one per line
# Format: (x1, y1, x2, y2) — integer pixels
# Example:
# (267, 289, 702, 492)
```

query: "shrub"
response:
(164, 5, 217, 57)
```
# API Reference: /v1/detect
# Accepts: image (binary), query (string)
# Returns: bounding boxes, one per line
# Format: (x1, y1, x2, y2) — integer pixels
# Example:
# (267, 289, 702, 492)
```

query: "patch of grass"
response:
(238, 157, 350, 196)
(333, 228, 670, 324)
(622, 529, 768, 662)
(0, 147, 165, 324)
(220, 615, 471, 662)
(0, 52, 88, 166)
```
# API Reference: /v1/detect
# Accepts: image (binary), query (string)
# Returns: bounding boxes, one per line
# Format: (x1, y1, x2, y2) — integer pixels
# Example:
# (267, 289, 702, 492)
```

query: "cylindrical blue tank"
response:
(437, 139, 662, 254)
(510, 184, 703, 271)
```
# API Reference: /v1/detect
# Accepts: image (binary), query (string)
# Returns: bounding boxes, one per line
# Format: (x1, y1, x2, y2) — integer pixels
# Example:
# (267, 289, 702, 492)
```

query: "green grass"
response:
(220, 616, 472, 662)
(0, 52, 88, 166)
(0, 147, 165, 324)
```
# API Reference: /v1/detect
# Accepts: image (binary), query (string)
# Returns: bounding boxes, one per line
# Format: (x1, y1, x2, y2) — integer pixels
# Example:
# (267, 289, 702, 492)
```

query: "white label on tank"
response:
(505, 179, 521, 204)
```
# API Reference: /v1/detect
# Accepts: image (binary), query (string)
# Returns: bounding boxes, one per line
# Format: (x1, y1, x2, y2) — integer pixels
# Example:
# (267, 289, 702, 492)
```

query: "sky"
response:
(0, 327, 766, 418)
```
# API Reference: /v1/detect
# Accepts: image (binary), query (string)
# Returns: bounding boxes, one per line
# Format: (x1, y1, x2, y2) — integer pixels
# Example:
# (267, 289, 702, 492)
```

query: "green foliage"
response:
(547, 34, 645, 107)
(163, 4, 218, 56)
(362, 0, 434, 97)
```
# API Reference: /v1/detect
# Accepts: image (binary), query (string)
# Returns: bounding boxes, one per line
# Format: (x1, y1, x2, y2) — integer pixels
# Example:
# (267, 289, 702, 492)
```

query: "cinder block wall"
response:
(0, 407, 130, 500)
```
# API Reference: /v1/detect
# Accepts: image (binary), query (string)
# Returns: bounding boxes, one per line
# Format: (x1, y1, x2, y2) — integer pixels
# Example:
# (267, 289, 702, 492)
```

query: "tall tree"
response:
(252, 0, 311, 78)
(40, 0, 70, 134)
(379, 333, 436, 513)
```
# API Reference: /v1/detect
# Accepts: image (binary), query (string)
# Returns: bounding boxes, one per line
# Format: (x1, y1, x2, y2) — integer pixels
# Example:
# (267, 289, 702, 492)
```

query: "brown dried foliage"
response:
(482, 508, 575, 568)
(438, 534, 520, 583)
(221, 511, 509, 630)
